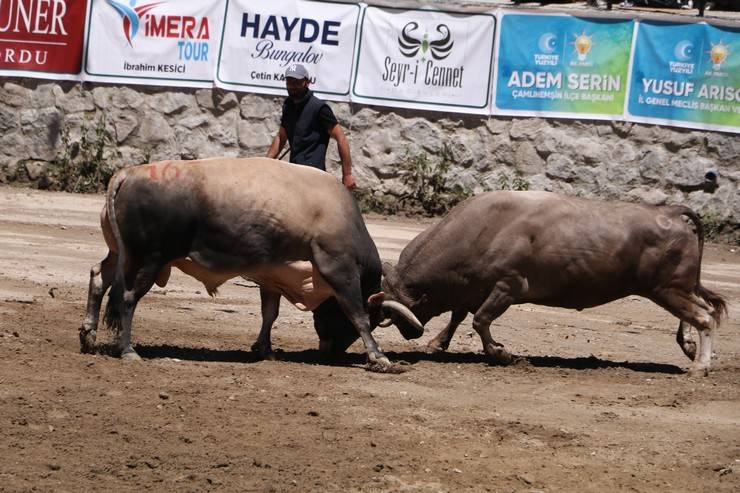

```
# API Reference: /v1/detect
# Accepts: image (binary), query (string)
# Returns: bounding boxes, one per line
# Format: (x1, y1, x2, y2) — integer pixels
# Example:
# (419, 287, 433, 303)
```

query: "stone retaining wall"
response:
(1, 79, 738, 237)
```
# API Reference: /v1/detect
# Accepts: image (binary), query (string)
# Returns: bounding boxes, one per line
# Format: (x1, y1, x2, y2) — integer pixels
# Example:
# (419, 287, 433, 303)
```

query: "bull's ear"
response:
(368, 292, 386, 306)
(381, 261, 395, 277)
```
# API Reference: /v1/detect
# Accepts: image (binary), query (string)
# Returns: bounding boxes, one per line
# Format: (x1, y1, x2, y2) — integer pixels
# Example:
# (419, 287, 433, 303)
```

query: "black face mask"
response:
(288, 86, 309, 102)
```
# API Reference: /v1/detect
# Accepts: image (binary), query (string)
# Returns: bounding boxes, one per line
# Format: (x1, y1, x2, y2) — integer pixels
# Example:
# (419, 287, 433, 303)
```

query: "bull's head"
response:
(312, 262, 424, 357)
(365, 262, 425, 340)
(312, 293, 423, 357)
(368, 291, 425, 340)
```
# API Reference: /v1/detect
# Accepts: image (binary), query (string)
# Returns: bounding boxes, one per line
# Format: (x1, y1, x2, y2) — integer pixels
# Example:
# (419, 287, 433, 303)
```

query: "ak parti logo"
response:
(708, 40, 729, 71)
(106, 0, 163, 46)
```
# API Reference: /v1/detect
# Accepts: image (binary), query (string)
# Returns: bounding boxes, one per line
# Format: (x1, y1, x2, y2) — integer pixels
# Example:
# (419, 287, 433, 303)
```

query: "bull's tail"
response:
(678, 206, 728, 324)
(678, 206, 705, 268)
(103, 170, 128, 333)
(697, 284, 728, 325)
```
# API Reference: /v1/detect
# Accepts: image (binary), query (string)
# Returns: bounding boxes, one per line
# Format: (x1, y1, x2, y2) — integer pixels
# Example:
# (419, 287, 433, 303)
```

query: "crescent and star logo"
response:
(674, 40, 695, 62)
(538, 32, 558, 54)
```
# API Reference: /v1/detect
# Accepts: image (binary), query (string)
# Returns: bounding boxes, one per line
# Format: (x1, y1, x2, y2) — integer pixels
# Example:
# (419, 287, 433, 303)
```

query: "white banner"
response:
(215, 0, 360, 101)
(84, 0, 226, 87)
(351, 6, 496, 114)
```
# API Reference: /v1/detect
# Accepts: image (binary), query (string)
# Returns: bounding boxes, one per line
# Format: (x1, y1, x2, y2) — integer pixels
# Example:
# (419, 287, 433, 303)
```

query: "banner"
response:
(493, 12, 633, 120)
(627, 20, 740, 133)
(2, 2, 736, 134)
(351, 6, 495, 114)
(84, 0, 226, 87)
(0, 0, 87, 79)
(216, 0, 360, 101)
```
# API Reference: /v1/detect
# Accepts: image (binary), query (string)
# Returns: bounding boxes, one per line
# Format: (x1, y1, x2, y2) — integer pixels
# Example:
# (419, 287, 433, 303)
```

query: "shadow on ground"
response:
(97, 343, 686, 374)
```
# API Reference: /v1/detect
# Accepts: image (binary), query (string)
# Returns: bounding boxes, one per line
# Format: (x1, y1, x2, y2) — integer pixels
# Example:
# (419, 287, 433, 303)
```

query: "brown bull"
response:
(374, 191, 727, 376)
(79, 157, 420, 369)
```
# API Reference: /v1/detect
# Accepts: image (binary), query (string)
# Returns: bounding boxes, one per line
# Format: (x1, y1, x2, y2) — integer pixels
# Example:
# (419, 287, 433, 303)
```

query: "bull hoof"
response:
(251, 342, 275, 360)
(424, 342, 448, 354)
(365, 358, 406, 374)
(680, 341, 697, 361)
(486, 346, 514, 366)
(259, 351, 277, 361)
(79, 328, 97, 354)
(687, 366, 709, 377)
(364, 354, 392, 373)
(121, 350, 141, 361)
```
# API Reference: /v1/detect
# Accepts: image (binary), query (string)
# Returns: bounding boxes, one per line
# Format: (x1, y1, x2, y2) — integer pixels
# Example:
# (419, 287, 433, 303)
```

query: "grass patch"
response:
(397, 145, 473, 216)
(48, 116, 115, 193)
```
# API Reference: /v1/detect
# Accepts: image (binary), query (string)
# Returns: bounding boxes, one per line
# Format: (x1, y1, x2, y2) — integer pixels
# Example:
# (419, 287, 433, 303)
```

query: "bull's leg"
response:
(80, 251, 118, 353)
(336, 291, 391, 370)
(117, 261, 160, 361)
(328, 280, 389, 368)
(652, 290, 717, 376)
(251, 287, 280, 360)
(693, 324, 714, 377)
(426, 310, 467, 353)
(472, 281, 521, 365)
(676, 321, 697, 361)
(312, 247, 390, 371)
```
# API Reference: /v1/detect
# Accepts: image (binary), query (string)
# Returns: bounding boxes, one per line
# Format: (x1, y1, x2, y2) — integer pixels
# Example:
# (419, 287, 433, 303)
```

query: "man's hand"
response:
(342, 174, 357, 190)
(267, 127, 288, 159)
(330, 124, 356, 190)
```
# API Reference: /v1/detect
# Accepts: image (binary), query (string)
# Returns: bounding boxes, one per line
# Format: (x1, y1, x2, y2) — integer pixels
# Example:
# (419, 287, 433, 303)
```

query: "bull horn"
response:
(381, 300, 423, 331)
(378, 319, 394, 328)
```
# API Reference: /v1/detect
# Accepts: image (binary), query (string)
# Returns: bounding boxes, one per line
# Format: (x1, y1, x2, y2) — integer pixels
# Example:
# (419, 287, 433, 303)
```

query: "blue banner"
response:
(493, 13, 634, 119)
(627, 20, 740, 132)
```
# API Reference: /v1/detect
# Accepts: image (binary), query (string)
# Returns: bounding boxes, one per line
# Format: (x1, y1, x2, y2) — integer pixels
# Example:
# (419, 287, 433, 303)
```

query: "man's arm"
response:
(266, 127, 288, 159)
(329, 124, 356, 190)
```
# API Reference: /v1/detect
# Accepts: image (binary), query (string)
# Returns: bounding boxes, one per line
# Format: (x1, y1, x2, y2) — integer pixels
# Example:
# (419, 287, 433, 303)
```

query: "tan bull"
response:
(80, 157, 420, 370)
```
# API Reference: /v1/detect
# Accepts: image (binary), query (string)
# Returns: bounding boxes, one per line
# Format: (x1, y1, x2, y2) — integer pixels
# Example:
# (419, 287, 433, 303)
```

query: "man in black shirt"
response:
(267, 63, 356, 190)
(266, 63, 360, 356)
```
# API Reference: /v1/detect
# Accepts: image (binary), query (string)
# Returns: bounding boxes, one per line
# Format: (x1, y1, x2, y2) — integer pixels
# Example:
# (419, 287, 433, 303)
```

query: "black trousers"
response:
(313, 297, 359, 355)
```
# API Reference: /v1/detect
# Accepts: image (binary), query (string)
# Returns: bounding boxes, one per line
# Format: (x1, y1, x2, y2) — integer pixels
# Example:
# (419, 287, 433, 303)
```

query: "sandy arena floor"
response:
(0, 185, 738, 492)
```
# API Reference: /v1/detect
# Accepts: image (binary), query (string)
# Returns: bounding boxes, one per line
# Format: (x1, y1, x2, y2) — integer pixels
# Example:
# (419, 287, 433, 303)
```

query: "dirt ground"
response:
(0, 185, 738, 492)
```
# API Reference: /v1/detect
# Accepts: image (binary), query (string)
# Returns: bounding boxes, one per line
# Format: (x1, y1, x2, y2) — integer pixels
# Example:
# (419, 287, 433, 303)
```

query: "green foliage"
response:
(497, 168, 529, 191)
(352, 188, 400, 216)
(49, 116, 114, 193)
(699, 212, 740, 244)
(696, 212, 738, 245)
(398, 144, 473, 216)
(7, 161, 27, 183)
(353, 144, 480, 217)
(700, 212, 725, 242)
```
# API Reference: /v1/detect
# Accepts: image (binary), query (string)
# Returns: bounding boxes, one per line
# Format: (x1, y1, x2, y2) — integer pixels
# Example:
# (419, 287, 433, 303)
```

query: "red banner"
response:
(0, 0, 87, 74)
